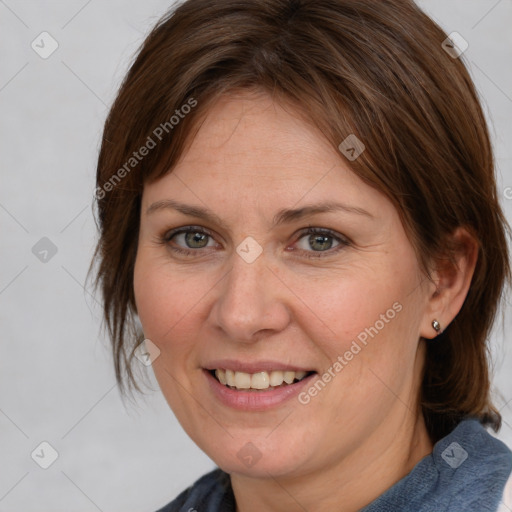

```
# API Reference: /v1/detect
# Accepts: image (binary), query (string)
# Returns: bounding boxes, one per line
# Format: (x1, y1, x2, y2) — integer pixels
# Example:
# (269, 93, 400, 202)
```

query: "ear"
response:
(419, 226, 479, 339)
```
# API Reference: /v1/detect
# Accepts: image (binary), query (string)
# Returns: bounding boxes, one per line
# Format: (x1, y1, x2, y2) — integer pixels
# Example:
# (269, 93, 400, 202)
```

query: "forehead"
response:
(183, 91, 327, 156)
(170, 92, 363, 189)
(142, 91, 391, 222)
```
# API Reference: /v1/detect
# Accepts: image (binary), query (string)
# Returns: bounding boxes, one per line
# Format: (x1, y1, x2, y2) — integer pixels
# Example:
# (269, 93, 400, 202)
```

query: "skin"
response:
(133, 90, 478, 512)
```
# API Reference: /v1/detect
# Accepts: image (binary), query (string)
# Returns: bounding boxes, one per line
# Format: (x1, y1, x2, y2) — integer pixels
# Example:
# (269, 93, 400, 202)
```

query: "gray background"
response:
(0, 1, 511, 511)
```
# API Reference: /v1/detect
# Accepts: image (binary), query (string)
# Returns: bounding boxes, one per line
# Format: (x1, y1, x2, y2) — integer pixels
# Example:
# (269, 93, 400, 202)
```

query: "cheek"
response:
(316, 277, 424, 415)
(133, 257, 187, 343)
(133, 258, 199, 411)
(133, 254, 217, 361)
(296, 254, 424, 390)
(293, 269, 410, 351)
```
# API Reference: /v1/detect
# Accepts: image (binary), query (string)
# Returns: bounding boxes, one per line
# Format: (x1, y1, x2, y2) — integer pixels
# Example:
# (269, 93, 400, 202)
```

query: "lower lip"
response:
(203, 369, 316, 411)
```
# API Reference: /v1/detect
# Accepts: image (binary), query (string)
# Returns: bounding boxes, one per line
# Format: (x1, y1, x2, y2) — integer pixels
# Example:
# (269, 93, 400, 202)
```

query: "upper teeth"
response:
(214, 369, 309, 390)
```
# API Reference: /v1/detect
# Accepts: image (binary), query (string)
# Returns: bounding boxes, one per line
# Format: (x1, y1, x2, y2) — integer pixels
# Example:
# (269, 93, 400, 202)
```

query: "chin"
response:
(198, 430, 317, 479)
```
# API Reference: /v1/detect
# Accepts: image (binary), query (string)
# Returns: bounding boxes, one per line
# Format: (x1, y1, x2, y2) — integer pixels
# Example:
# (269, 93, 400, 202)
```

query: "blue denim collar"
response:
(361, 418, 512, 512)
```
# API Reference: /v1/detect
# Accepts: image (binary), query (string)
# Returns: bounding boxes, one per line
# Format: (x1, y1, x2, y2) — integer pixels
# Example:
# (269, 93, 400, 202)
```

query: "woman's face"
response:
(134, 91, 435, 478)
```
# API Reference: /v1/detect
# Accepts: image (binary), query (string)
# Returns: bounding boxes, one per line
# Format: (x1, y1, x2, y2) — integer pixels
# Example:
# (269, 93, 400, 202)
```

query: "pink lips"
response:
(203, 368, 316, 411)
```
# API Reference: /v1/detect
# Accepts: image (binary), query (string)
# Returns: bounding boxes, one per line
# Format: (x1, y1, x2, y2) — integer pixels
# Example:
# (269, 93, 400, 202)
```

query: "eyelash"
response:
(157, 225, 350, 260)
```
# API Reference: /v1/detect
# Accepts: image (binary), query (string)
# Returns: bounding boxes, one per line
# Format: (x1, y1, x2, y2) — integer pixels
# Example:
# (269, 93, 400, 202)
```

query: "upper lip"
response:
(203, 360, 316, 374)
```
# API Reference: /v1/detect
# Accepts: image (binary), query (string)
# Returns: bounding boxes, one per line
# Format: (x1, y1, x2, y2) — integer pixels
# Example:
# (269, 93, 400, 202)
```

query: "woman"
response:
(90, 0, 512, 510)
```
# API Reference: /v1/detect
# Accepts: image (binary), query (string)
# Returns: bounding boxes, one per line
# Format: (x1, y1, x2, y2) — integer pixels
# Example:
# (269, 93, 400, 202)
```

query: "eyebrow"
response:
(146, 199, 374, 228)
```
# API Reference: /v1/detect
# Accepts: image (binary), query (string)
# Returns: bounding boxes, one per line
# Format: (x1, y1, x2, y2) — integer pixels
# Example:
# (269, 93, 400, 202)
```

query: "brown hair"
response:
(89, 0, 511, 442)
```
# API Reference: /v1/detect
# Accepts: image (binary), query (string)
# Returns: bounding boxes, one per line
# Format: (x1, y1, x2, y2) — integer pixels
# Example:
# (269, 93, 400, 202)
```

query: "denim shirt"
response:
(156, 418, 512, 512)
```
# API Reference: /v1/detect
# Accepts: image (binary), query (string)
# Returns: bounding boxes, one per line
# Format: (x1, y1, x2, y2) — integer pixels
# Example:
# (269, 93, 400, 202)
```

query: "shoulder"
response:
(497, 472, 512, 512)
(154, 467, 234, 512)
(431, 418, 512, 511)
(362, 417, 512, 512)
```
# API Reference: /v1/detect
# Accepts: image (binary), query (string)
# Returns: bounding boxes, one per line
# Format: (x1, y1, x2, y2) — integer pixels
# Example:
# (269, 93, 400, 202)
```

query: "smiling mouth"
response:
(210, 369, 316, 391)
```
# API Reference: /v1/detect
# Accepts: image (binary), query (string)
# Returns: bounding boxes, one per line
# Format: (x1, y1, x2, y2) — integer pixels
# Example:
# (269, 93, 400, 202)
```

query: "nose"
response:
(211, 247, 291, 343)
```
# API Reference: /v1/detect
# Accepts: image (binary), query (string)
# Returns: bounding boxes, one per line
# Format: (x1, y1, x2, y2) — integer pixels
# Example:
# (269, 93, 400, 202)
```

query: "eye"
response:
(158, 225, 350, 259)
(160, 226, 218, 255)
(292, 227, 349, 258)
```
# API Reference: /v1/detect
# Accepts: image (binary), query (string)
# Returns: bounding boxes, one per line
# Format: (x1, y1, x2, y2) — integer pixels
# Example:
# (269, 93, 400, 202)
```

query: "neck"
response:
(231, 411, 433, 512)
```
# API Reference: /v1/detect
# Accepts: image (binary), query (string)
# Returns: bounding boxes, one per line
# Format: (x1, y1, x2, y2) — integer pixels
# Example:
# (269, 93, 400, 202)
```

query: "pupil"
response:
(186, 232, 208, 248)
(310, 234, 332, 251)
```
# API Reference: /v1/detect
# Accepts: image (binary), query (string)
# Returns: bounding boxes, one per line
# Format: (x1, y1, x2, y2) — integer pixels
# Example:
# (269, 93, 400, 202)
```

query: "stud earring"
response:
(432, 319, 442, 335)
